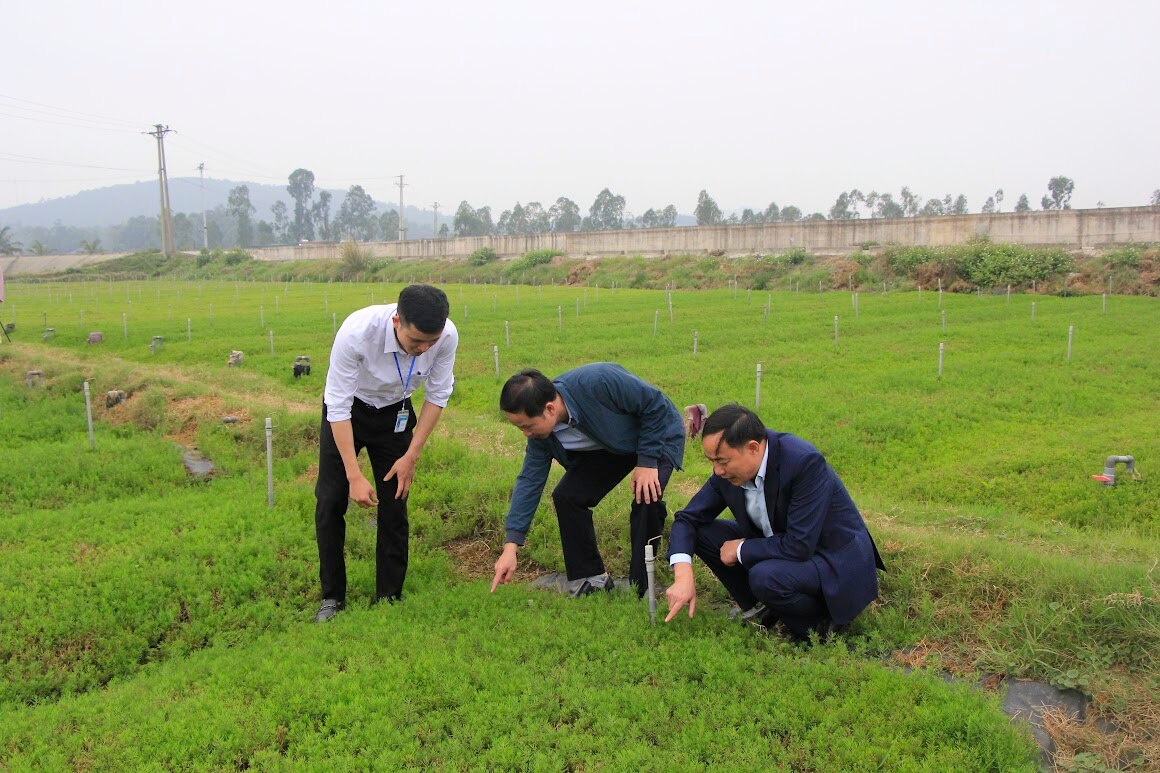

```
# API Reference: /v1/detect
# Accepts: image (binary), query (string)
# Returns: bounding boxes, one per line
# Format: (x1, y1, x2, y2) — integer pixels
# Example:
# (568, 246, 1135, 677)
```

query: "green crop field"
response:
(1, 277, 1156, 770)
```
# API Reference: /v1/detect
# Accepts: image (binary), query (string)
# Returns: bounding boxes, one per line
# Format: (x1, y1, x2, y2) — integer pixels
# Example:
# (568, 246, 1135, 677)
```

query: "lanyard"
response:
(393, 351, 415, 397)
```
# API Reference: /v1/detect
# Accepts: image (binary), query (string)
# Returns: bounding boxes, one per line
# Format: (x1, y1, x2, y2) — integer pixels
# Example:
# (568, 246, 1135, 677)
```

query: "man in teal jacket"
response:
(490, 363, 685, 597)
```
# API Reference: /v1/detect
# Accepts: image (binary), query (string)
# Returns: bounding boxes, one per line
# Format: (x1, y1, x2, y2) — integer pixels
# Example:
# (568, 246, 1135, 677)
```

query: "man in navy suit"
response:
(665, 404, 884, 641)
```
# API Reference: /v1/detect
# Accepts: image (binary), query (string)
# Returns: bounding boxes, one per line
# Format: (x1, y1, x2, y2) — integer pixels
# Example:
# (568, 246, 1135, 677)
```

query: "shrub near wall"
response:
(884, 239, 1074, 290)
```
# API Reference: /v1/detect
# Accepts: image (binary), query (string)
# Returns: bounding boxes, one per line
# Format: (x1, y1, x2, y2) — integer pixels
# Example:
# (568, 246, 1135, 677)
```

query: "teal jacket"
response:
(504, 363, 685, 545)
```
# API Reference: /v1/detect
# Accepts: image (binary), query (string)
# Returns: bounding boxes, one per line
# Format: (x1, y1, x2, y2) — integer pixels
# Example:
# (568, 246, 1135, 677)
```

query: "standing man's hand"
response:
(348, 472, 379, 508)
(491, 543, 519, 592)
(664, 563, 697, 622)
(383, 451, 419, 499)
(631, 466, 662, 504)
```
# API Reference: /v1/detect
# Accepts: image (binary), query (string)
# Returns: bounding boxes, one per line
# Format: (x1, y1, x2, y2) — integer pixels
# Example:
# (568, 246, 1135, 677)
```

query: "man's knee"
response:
(551, 483, 588, 512)
(748, 561, 811, 603)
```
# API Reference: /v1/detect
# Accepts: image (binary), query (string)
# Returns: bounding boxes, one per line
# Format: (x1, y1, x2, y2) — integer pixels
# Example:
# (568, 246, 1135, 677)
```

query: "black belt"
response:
(352, 396, 408, 414)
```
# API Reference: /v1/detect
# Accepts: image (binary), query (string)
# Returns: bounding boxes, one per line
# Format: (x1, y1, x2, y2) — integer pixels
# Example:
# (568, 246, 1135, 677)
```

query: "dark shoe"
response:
(737, 602, 770, 628)
(372, 594, 400, 607)
(314, 599, 344, 623)
(569, 573, 614, 598)
(813, 618, 848, 642)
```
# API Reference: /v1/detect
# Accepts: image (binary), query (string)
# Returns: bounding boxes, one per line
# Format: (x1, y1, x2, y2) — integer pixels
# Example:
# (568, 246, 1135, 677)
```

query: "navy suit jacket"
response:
(670, 430, 885, 625)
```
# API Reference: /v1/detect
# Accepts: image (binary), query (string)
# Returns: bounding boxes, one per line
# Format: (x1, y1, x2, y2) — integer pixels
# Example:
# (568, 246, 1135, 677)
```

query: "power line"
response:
(0, 174, 147, 184)
(0, 151, 149, 173)
(0, 110, 141, 134)
(166, 134, 284, 181)
(0, 93, 143, 129)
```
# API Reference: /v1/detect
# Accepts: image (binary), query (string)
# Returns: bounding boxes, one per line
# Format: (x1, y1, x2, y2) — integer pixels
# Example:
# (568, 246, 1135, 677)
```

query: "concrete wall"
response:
(3, 207, 1157, 275)
(1, 252, 133, 276)
(249, 206, 1159, 264)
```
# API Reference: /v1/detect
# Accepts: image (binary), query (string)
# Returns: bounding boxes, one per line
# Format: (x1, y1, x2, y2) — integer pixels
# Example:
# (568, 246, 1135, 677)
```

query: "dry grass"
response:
(442, 536, 551, 584)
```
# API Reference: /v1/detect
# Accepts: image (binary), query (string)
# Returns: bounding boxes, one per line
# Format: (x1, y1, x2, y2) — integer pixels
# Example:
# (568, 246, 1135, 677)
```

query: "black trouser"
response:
(690, 519, 829, 641)
(550, 450, 674, 596)
(314, 399, 415, 604)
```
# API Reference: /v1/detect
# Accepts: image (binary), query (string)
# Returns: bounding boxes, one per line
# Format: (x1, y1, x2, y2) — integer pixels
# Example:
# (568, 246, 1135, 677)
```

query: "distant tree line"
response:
(7, 174, 1159, 255)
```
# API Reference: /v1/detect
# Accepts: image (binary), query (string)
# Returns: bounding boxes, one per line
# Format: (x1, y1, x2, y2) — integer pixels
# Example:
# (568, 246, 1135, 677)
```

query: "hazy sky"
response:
(4, 0, 1158, 217)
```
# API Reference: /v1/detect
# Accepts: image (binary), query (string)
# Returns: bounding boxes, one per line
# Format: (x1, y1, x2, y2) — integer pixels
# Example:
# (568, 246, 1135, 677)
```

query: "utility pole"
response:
(197, 163, 208, 250)
(395, 174, 407, 242)
(146, 124, 175, 256)
(432, 202, 439, 238)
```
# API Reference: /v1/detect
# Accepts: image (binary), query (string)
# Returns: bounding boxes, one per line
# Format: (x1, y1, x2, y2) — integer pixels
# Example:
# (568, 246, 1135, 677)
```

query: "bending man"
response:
(491, 363, 685, 597)
(313, 285, 458, 622)
(665, 404, 884, 640)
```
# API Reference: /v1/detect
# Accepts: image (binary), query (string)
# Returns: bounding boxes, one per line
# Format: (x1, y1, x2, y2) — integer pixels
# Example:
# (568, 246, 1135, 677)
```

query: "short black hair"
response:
(702, 403, 766, 449)
(397, 284, 449, 334)
(500, 369, 558, 417)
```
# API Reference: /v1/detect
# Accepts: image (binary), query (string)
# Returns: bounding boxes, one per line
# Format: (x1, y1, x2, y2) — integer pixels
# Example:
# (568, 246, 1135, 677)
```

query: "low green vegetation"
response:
(1, 276, 1157, 768)
(26, 240, 1160, 297)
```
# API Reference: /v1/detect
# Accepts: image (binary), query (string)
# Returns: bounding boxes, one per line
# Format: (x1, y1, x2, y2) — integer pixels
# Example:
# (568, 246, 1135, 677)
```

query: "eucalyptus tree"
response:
(286, 168, 316, 242)
(227, 185, 256, 247)
(694, 190, 722, 225)
(1041, 176, 1074, 210)
(549, 197, 582, 232)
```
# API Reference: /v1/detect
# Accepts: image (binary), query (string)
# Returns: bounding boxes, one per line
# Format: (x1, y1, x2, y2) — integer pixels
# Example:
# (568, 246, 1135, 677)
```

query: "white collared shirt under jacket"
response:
(323, 303, 458, 423)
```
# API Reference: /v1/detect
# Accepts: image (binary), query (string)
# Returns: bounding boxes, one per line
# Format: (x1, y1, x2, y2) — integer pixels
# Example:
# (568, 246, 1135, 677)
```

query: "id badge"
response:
(394, 408, 410, 433)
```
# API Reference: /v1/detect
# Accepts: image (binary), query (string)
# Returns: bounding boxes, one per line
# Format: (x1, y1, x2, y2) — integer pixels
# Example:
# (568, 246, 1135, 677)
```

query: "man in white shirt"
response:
(313, 285, 458, 622)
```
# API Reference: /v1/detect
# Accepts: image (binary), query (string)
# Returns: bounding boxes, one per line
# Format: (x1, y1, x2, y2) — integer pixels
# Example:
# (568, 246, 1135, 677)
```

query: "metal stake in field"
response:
(755, 363, 763, 410)
(504, 320, 510, 347)
(833, 315, 839, 348)
(693, 331, 699, 356)
(1067, 325, 1074, 362)
(269, 330, 275, 356)
(493, 345, 500, 379)
(265, 418, 275, 508)
(1007, 285, 1011, 303)
(83, 380, 95, 448)
(644, 543, 657, 625)
(854, 292, 859, 318)
(938, 342, 945, 379)
(941, 309, 946, 335)
(938, 278, 943, 308)
(1102, 293, 1107, 314)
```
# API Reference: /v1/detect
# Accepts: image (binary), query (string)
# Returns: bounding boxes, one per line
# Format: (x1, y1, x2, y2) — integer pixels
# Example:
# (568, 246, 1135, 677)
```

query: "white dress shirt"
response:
(323, 303, 458, 423)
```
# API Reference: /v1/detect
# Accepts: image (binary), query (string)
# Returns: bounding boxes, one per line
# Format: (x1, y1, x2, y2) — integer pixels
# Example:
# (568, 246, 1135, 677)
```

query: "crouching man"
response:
(665, 404, 884, 641)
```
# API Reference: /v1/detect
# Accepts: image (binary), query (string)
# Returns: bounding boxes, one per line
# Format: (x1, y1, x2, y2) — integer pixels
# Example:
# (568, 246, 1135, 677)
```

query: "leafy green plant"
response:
(468, 246, 499, 266)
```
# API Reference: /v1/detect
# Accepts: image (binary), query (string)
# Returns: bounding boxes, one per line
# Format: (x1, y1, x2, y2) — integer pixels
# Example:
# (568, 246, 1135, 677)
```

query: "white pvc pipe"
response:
(83, 380, 94, 448)
(265, 417, 274, 508)
(644, 544, 656, 625)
